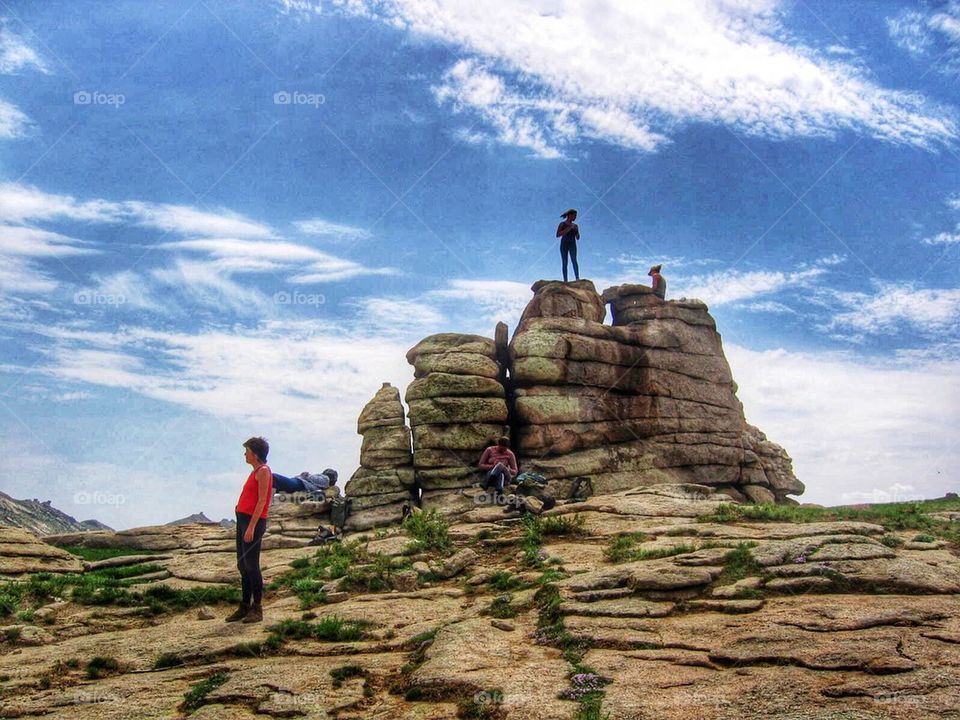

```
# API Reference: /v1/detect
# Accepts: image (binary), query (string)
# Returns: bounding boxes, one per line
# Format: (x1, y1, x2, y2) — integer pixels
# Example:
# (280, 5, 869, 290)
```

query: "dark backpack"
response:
(330, 496, 352, 529)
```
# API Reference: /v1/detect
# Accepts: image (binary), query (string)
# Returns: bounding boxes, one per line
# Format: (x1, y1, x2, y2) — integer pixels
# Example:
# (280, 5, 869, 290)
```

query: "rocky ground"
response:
(2, 485, 960, 719)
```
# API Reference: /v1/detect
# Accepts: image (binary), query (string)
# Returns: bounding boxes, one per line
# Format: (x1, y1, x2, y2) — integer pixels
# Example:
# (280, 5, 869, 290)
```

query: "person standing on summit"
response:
(556, 208, 580, 282)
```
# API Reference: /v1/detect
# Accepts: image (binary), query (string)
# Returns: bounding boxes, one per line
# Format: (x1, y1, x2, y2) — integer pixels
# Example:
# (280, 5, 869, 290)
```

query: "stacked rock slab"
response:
(508, 280, 803, 502)
(344, 383, 416, 530)
(405, 334, 509, 516)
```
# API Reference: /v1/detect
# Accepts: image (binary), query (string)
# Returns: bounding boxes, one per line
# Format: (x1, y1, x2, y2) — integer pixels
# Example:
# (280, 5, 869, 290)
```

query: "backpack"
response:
(330, 496, 352, 530)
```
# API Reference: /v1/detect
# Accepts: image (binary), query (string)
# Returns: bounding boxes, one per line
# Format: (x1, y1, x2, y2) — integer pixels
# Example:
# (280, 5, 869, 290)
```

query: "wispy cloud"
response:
(888, 2, 960, 75)
(336, 0, 957, 157)
(828, 284, 960, 336)
(0, 183, 274, 237)
(923, 230, 960, 245)
(293, 217, 372, 242)
(682, 267, 825, 306)
(429, 278, 533, 327)
(0, 97, 30, 139)
(0, 25, 46, 139)
(0, 25, 49, 74)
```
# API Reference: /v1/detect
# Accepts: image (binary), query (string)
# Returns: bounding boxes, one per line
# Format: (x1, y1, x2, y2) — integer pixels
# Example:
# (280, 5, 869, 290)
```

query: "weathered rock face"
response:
(405, 334, 509, 514)
(507, 281, 801, 501)
(344, 383, 415, 531)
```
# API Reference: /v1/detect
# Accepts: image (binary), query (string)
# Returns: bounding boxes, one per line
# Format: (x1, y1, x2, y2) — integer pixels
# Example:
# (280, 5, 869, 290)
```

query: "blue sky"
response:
(0, 0, 958, 528)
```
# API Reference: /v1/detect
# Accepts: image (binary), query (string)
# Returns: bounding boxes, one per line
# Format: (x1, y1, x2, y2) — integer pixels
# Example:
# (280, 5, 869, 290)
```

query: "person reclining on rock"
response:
(272, 468, 338, 496)
(478, 437, 519, 496)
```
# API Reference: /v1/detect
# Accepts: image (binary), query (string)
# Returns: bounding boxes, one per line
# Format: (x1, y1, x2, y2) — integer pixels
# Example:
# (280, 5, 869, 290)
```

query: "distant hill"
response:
(165, 512, 215, 526)
(0, 490, 113, 536)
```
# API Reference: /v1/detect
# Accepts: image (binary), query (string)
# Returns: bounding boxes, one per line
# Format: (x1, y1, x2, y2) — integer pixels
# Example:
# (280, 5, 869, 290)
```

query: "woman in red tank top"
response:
(225, 436, 274, 624)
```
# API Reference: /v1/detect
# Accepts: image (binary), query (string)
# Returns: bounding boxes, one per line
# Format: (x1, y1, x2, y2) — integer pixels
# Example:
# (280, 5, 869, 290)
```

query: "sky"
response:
(0, 0, 958, 529)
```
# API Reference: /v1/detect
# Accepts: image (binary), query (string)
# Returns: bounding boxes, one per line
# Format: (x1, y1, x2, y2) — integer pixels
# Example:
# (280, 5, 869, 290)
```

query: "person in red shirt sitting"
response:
(478, 436, 519, 497)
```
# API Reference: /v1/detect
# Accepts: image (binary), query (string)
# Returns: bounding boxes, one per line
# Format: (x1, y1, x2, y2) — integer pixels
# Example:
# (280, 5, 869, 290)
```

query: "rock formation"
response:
(405, 334, 509, 516)
(509, 280, 802, 502)
(344, 382, 417, 531)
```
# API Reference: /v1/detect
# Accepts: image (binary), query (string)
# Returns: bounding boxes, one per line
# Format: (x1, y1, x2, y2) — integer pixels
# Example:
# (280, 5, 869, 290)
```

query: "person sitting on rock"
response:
(648, 264, 667, 300)
(272, 468, 338, 496)
(556, 208, 581, 282)
(226, 436, 273, 624)
(478, 436, 519, 497)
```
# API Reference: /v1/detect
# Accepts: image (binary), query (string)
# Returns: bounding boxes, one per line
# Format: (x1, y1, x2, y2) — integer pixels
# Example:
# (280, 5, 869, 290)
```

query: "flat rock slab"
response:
(562, 597, 675, 618)
(413, 617, 572, 720)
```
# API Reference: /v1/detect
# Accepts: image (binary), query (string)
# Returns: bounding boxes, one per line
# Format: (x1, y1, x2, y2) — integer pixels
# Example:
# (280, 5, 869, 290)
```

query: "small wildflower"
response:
(794, 555, 806, 564)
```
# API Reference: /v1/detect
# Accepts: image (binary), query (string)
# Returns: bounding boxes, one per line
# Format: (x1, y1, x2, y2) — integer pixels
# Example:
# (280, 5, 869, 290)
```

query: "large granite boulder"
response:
(507, 281, 801, 502)
(406, 334, 509, 512)
(344, 383, 416, 530)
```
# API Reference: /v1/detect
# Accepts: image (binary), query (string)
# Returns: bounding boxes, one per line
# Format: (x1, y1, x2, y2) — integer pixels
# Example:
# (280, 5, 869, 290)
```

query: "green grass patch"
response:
(267, 616, 370, 644)
(697, 500, 960, 546)
(330, 664, 365, 685)
(540, 514, 586, 537)
(181, 670, 229, 713)
(484, 593, 516, 619)
(403, 509, 451, 553)
(604, 534, 697, 563)
(488, 571, 522, 591)
(913, 533, 936, 543)
(152, 652, 184, 670)
(85, 656, 120, 679)
(716, 543, 763, 585)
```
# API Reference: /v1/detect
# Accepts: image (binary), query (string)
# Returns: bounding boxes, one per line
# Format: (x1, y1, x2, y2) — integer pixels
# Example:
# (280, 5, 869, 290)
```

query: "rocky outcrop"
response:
(506, 280, 801, 501)
(0, 490, 112, 536)
(405, 334, 509, 516)
(344, 383, 416, 530)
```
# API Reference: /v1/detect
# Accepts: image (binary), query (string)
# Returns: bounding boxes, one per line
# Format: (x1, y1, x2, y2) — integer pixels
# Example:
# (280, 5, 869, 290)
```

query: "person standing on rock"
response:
(556, 209, 580, 282)
(225, 436, 273, 624)
(648, 264, 666, 300)
(478, 436, 519, 498)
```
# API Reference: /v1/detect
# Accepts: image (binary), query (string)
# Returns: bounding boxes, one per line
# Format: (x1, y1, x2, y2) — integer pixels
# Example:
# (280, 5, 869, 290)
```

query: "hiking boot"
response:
(224, 602, 250, 622)
(241, 603, 263, 623)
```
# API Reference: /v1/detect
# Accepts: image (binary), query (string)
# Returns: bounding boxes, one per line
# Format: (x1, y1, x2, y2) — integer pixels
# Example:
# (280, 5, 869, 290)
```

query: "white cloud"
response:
(888, 2, 960, 75)
(829, 285, 960, 335)
(923, 230, 960, 245)
(333, 0, 957, 156)
(0, 26, 46, 140)
(293, 218, 372, 241)
(726, 344, 960, 505)
(0, 97, 30, 139)
(0, 25, 48, 74)
(352, 297, 446, 335)
(0, 183, 274, 237)
(948, 195, 960, 211)
(682, 267, 824, 305)
(124, 202, 275, 238)
(429, 278, 533, 327)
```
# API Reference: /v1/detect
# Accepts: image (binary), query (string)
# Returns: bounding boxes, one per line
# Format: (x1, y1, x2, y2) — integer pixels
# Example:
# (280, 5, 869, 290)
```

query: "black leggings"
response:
(560, 238, 579, 281)
(235, 511, 267, 604)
